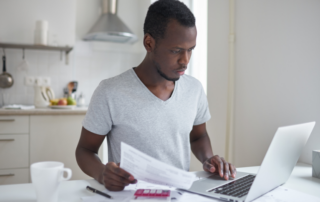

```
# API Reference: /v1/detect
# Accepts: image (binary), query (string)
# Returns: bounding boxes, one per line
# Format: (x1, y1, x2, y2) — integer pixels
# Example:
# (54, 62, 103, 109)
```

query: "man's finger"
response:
(203, 161, 216, 173)
(109, 162, 135, 181)
(107, 172, 133, 185)
(105, 177, 128, 187)
(211, 155, 224, 178)
(221, 157, 229, 180)
(229, 164, 237, 178)
(105, 184, 125, 191)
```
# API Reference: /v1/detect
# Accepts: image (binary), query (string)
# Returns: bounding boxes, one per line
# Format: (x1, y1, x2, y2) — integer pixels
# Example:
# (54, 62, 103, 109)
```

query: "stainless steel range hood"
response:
(83, 0, 137, 43)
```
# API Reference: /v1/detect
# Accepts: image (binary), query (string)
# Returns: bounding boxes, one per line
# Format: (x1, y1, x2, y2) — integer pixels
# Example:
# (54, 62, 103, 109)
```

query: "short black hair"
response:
(143, 0, 195, 42)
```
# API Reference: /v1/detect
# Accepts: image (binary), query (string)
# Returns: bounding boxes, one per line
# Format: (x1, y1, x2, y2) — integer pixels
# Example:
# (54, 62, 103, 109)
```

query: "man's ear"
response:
(143, 33, 156, 53)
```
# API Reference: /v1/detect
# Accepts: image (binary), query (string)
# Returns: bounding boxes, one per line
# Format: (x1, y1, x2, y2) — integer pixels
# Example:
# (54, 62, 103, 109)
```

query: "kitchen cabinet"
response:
(0, 116, 29, 134)
(30, 115, 91, 181)
(0, 110, 105, 185)
(0, 134, 29, 169)
(0, 116, 30, 185)
(0, 168, 29, 185)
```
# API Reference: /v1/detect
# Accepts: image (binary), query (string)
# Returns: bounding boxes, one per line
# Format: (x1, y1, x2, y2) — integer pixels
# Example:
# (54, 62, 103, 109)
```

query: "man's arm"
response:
(75, 127, 106, 183)
(190, 123, 214, 163)
(75, 127, 136, 191)
(190, 123, 236, 180)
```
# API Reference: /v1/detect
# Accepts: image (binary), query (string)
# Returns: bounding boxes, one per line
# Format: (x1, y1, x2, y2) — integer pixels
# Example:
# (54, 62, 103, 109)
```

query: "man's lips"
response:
(176, 68, 186, 75)
(177, 70, 185, 75)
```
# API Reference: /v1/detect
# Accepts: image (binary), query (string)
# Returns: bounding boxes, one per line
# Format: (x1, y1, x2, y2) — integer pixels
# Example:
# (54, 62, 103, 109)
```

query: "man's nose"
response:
(178, 50, 190, 66)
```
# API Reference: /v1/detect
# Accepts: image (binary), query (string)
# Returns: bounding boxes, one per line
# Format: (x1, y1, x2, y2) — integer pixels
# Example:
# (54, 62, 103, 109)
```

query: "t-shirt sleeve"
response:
(82, 82, 112, 135)
(193, 84, 211, 125)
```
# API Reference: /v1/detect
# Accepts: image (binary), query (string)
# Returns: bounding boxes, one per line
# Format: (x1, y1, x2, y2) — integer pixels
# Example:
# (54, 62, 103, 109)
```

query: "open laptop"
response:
(185, 122, 315, 202)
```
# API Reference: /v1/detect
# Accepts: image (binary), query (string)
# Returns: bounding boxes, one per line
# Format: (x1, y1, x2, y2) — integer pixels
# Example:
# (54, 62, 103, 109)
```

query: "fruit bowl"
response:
(49, 97, 77, 109)
(49, 105, 76, 109)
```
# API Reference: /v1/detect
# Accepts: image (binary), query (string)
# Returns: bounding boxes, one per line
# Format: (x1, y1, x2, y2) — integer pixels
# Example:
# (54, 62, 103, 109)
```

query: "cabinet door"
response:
(0, 168, 29, 185)
(0, 116, 29, 134)
(30, 115, 92, 180)
(0, 134, 29, 169)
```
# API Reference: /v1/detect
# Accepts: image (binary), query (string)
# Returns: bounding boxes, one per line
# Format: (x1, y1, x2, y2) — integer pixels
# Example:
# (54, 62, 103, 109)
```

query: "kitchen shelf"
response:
(0, 43, 73, 65)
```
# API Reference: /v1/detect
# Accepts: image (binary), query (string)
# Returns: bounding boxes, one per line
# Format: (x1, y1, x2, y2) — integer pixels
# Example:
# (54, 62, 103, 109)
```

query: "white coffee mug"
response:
(30, 161, 72, 202)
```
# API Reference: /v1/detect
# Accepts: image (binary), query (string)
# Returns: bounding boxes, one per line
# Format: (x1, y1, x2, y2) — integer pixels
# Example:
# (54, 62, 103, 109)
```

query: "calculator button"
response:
(162, 190, 170, 197)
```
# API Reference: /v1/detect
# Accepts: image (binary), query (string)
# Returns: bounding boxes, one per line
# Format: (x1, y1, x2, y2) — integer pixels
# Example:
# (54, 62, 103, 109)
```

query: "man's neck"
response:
(134, 57, 175, 101)
(134, 57, 174, 89)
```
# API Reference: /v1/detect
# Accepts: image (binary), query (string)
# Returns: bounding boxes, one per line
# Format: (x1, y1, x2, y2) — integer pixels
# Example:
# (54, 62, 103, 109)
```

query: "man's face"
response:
(152, 20, 197, 81)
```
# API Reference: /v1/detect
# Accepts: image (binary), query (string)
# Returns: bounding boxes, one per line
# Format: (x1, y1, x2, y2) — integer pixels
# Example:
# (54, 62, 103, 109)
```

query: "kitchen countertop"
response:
(0, 107, 87, 115)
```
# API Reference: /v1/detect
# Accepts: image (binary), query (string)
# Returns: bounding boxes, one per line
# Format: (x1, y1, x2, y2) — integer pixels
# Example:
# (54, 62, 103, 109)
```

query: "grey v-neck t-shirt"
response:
(83, 68, 211, 171)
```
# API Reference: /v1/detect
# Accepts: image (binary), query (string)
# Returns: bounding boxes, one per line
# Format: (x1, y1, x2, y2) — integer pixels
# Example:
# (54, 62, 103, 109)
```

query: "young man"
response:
(76, 0, 236, 191)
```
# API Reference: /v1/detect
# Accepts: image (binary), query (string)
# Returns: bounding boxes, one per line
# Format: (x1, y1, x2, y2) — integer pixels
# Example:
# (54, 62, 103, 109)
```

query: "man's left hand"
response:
(203, 155, 237, 180)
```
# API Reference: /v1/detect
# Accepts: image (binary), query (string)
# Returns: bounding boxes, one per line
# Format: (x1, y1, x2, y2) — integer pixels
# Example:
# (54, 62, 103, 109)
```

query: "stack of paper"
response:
(120, 142, 196, 190)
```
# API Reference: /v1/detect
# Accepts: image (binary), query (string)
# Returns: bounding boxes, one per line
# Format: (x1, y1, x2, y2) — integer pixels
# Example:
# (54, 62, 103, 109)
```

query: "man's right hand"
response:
(101, 162, 137, 191)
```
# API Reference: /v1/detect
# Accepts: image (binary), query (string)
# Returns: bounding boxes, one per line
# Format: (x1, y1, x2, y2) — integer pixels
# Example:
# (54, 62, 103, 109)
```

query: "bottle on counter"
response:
(77, 93, 85, 107)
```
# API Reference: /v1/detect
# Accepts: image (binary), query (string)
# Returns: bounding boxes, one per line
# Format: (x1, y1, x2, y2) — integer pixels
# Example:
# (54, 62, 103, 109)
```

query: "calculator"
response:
(134, 189, 170, 198)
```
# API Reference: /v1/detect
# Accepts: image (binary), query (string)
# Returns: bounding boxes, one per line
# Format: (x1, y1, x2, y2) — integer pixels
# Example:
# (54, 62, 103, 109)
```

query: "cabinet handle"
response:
(0, 119, 15, 122)
(0, 139, 15, 141)
(0, 174, 14, 177)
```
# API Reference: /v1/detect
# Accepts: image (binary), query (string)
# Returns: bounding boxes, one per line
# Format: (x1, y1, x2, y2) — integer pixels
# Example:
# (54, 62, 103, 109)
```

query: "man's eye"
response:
(171, 50, 180, 54)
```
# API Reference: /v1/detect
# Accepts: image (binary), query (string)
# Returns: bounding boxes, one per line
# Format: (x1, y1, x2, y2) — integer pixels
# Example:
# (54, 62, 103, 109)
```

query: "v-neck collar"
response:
(130, 68, 178, 105)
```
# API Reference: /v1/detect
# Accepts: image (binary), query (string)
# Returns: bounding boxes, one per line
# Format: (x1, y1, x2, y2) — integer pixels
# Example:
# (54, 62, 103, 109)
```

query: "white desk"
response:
(0, 162, 319, 202)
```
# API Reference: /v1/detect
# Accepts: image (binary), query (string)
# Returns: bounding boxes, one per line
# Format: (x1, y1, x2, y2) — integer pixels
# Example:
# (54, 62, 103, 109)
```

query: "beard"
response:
(153, 60, 180, 82)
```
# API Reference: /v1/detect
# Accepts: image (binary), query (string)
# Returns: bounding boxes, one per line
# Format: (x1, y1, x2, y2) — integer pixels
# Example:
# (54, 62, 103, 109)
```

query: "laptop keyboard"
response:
(208, 175, 255, 198)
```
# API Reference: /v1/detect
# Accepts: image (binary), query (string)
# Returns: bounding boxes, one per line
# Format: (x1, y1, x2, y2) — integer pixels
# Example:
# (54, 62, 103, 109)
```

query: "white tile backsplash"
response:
(0, 41, 145, 106)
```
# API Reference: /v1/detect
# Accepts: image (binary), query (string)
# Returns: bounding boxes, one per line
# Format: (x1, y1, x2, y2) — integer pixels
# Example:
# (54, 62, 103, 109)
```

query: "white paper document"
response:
(120, 142, 196, 190)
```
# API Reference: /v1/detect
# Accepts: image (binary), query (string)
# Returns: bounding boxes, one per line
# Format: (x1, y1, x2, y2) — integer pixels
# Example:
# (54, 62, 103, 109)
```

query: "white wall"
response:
(207, 0, 320, 167)
(234, 0, 320, 167)
(0, 0, 149, 106)
(207, 0, 229, 164)
(0, 0, 76, 46)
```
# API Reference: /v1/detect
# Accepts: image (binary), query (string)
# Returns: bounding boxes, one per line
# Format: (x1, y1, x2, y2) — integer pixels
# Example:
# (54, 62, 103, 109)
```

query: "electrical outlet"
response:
(34, 77, 43, 86)
(42, 77, 51, 86)
(25, 76, 35, 86)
